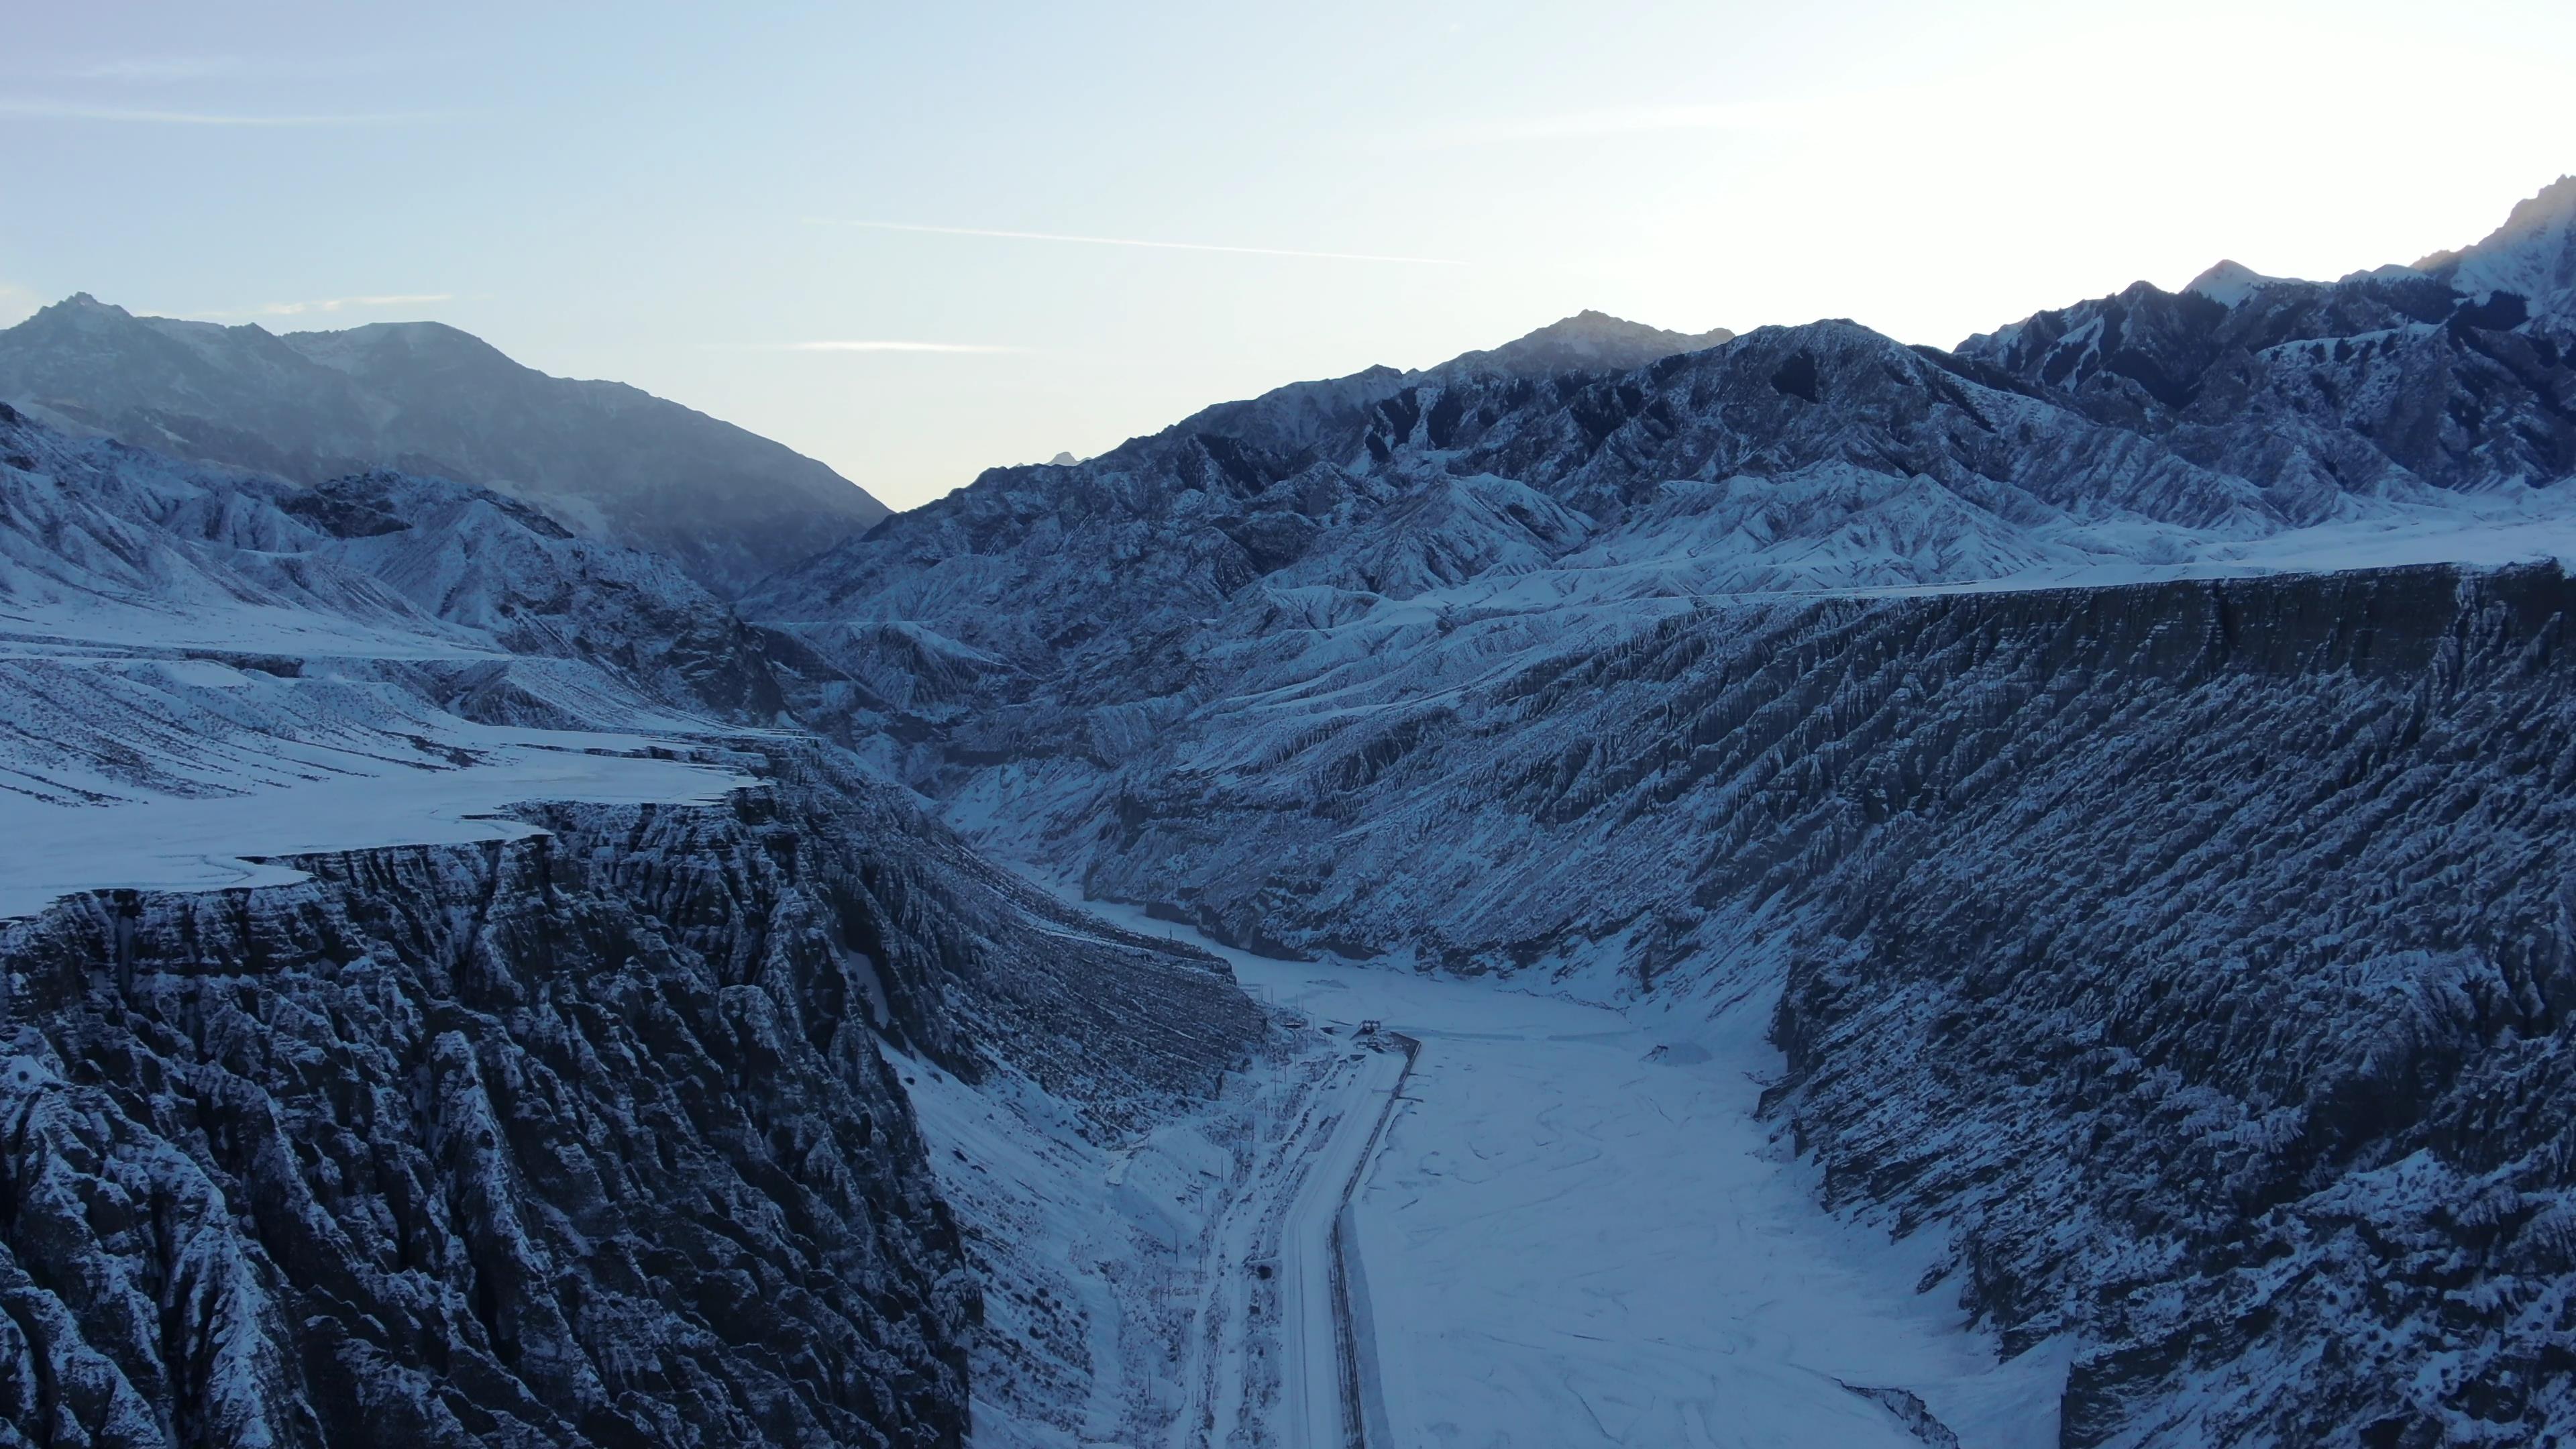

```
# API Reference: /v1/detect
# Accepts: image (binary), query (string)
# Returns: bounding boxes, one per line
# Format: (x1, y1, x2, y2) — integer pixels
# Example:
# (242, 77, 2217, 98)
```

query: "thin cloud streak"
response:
(70, 57, 245, 82)
(812, 219, 1465, 266)
(0, 99, 464, 126)
(759, 340, 1029, 354)
(190, 293, 454, 320)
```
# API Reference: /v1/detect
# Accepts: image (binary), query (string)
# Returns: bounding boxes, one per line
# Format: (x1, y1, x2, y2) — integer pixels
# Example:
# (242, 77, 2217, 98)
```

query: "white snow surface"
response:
(0, 712, 747, 918)
(0, 411, 790, 919)
(965, 881, 2066, 1449)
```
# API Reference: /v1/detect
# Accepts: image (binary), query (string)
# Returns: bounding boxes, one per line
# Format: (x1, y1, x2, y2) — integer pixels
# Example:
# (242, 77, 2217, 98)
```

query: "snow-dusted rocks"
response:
(0, 405, 791, 724)
(0, 298, 888, 595)
(741, 183, 2576, 1446)
(2416, 174, 2576, 325)
(0, 741, 1265, 1447)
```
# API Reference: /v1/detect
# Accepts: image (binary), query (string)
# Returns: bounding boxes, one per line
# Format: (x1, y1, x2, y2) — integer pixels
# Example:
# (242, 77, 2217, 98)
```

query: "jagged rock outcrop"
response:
(1955, 246, 2575, 506)
(0, 745, 1265, 1448)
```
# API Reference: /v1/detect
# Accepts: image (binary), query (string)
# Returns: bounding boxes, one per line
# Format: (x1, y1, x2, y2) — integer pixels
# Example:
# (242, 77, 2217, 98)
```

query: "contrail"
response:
(812, 219, 1465, 267)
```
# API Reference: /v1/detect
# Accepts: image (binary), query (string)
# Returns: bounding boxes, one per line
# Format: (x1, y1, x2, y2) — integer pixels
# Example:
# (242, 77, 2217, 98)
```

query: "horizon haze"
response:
(5, 0, 2573, 508)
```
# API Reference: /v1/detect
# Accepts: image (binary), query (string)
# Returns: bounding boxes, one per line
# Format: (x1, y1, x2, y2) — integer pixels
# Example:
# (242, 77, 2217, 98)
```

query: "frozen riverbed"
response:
(1066, 895, 2067, 1449)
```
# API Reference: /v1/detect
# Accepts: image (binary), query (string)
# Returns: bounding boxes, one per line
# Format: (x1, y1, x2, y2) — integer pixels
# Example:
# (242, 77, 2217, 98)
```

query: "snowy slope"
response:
(2416, 174, 2576, 323)
(0, 296, 888, 594)
(0, 403, 792, 722)
(0, 415, 1269, 1444)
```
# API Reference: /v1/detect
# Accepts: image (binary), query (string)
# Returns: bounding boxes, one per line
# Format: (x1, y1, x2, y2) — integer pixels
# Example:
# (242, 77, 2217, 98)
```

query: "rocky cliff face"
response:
(0, 745, 1264, 1448)
(903, 561, 2576, 1444)
(1755, 567, 2576, 1447)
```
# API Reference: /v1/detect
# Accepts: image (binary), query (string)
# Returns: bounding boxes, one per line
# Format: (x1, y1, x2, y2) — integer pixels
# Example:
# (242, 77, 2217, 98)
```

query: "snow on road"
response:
(1279, 1041, 1406, 1448)
(1066, 896, 2068, 1449)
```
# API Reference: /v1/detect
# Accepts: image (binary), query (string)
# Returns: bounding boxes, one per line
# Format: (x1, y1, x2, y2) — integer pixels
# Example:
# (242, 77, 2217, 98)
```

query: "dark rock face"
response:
(0, 748, 1265, 1448)
(1751, 566, 2576, 1446)
(1955, 268, 2576, 506)
(1052, 563, 2576, 1443)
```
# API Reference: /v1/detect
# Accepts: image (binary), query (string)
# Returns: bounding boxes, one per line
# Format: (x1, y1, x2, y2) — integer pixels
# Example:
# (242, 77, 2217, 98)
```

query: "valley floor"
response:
(947, 882, 2070, 1449)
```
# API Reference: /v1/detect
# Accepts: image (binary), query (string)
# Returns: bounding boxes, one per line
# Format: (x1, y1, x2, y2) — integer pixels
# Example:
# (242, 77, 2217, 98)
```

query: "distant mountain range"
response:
(751, 177, 2576, 667)
(0, 297, 890, 596)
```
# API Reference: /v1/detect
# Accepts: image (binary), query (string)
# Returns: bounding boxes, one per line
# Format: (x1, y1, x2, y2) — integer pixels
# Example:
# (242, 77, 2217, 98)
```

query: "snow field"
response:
(1060, 894, 2069, 1449)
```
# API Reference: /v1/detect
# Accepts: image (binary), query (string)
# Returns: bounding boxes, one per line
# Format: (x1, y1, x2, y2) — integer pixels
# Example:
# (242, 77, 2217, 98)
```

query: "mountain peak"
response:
(1420, 310, 1735, 382)
(28, 292, 137, 327)
(2417, 174, 2576, 317)
(2183, 259, 2284, 308)
(0, 298, 888, 593)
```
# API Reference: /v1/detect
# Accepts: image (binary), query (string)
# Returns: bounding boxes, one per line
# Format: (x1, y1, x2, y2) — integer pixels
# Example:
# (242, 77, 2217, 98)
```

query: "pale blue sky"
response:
(7, 1, 2573, 508)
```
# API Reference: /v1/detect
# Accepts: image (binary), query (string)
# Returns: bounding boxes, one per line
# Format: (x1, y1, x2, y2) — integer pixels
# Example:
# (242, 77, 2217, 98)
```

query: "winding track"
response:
(1326, 1032, 1417, 1448)
(1277, 1039, 1409, 1447)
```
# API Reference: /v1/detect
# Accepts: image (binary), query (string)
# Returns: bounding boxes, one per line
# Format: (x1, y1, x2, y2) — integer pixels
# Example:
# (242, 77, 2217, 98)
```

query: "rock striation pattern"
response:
(0, 746, 1263, 1448)
(994, 563, 2576, 1444)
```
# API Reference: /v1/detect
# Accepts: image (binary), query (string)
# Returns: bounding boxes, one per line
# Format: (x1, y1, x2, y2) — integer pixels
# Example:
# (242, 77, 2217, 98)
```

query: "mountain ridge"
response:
(724, 175, 2576, 1446)
(0, 294, 888, 596)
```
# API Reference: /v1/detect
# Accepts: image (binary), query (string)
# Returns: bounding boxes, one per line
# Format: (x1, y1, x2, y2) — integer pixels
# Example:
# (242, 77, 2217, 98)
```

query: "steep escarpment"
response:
(1758, 570, 2576, 1445)
(0, 749, 1263, 1448)
(1019, 563, 2576, 1444)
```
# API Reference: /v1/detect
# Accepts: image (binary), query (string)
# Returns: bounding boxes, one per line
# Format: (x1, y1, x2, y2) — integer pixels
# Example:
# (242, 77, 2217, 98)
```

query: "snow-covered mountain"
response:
(0, 296, 888, 595)
(2416, 173, 2576, 324)
(0, 403, 1265, 1447)
(10, 178, 2576, 1448)
(1413, 308, 1735, 381)
(752, 179, 2575, 718)
(733, 178, 2576, 1445)
(0, 402, 791, 724)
